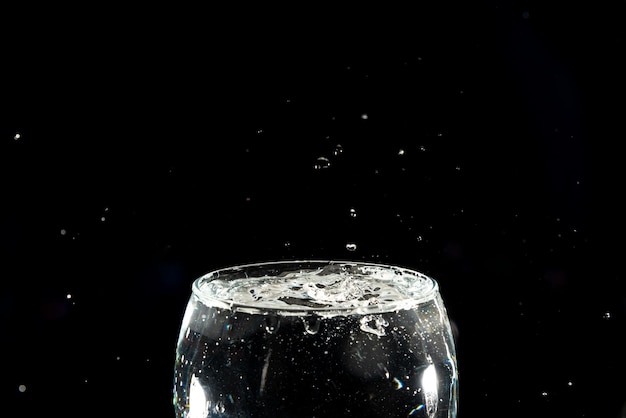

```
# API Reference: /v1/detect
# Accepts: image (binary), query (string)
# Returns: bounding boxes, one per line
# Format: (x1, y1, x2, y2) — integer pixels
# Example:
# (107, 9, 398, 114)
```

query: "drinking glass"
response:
(173, 260, 458, 417)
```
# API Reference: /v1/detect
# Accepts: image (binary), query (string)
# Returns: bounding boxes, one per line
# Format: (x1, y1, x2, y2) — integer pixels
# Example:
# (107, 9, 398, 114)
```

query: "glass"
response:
(173, 260, 458, 417)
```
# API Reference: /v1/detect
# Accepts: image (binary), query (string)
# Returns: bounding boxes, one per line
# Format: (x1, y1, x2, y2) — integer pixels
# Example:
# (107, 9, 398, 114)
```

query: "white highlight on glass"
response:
(422, 363, 439, 417)
(189, 375, 209, 418)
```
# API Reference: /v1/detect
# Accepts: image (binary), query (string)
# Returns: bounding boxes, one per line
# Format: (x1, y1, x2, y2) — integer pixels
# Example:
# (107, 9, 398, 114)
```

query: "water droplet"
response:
(314, 156, 331, 170)
(416, 236, 423, 242)
(398, 149, 405, 156)
(419, 145, 426, 152)
(361, 113, 369, 120)
(14, 133, 21, 141)
(346, 243, 357, 251)
(60, 229, 67, 236)
(602, 311, 611, 320)
(349, 208, 357, 218)
(18, 385, 26, 393)
(333, 144, 343, 156)
(66, 294, 72, 299)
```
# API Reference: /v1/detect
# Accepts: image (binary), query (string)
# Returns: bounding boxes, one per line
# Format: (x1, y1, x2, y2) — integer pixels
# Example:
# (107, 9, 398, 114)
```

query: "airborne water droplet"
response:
(314, 157, 331, 170)
(346, 243, 357, 251)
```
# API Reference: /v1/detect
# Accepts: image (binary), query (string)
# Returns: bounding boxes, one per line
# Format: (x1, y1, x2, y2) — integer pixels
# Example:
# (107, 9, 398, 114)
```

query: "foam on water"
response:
(192, 261, 437, 316)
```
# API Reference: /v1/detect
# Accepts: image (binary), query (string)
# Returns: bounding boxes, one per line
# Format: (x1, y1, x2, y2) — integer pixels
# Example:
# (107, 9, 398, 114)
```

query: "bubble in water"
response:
(346, 243, 357, 251)
(419, 145, 426, 152)
(361, 113, 368, 120)
(349, 208, 357, 218)
(314, 157, 331, 170)
(14, 133, 21, 141)
(18, 384, 26, 393)
(334, 144, 343, 156)
(602, 311, 611, 320)
(302, 316, 321, 335)
(359, 314, 389, 336)
(215, 402, 225, 413)
(265, 317, 280, 334)
(398, 149, 405, 156)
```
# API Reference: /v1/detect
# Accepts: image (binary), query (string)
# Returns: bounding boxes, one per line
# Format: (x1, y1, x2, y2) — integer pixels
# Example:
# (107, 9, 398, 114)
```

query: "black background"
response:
(2, 3, 625, 417)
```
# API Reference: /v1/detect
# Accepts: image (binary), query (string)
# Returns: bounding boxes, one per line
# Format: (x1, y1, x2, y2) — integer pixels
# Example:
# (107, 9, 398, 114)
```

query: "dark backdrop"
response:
(2, 3, 625, 417)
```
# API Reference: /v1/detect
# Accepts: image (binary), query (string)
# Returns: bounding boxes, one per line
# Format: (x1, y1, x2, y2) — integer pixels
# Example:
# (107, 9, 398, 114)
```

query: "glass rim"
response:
(191, 259, 439, 315)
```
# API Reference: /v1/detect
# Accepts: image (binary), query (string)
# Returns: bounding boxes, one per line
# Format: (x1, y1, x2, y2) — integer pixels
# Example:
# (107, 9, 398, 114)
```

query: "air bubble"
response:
(265, 317, 280, 334)
(302, 316, 321, 335)
(346, 243, 357, 251)
(359, 314, 389, 336)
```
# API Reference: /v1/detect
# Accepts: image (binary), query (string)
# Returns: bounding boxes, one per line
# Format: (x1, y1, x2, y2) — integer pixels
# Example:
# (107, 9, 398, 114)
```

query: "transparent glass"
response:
(173, 260, 458, 418)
